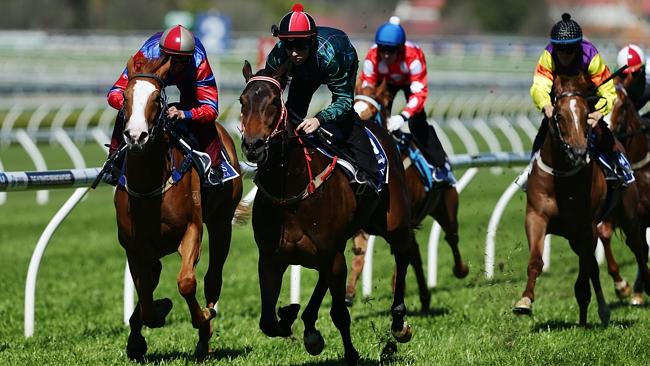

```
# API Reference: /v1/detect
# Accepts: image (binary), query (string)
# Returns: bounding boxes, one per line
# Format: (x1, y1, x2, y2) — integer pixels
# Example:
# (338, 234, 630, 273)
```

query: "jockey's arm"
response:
(588, 54, 616, 116)
(314, 59, 356, 125)
(530, 50, 554, 113)
(400, 52, 428, 119)
(178, 59, 219, 123)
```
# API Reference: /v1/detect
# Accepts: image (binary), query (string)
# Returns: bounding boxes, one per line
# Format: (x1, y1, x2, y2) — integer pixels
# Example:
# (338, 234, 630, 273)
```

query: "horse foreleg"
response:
(407, 237, 430, 313)
(258, 254, 289, 337)
(177, 222, 214, 359)
(435, 187, 469, 278)
(327, 251, 359, 366)
(514, 211, 547, 315)
(345, 231, 369, 307)
(588, 251, 610, 326)
(597, 221, 630, 299)
(302, 274, 328, 356)
(571, 233, 595, 327)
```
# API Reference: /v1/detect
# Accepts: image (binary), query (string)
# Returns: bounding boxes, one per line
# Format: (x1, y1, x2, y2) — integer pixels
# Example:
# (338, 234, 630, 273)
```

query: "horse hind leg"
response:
(407, 236, 430, 313)
(597, 221, 631, 299)
(435, 187, 469, 278)
(345, 231, 369, 307)
(385, 227, 413, 343)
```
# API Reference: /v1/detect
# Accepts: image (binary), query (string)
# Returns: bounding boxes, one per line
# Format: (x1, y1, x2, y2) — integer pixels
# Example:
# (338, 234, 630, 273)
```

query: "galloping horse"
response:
(240, 61, 414, 365)
(598, 73, 650, 305)
(346, 79, 469, 311)
(114, 56, 243, 359)
(513, 72, 650, 325)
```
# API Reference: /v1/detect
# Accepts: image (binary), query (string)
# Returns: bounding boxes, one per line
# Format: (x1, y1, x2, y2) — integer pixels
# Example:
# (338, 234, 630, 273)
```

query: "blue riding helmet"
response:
(375, 16, 406, 47)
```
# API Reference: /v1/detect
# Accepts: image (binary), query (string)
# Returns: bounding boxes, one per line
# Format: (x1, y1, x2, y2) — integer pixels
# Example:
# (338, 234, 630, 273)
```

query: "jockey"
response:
(105, 24, 222, 186)
(616, 44, 650, 113)
(530, 13, 633, 186)
(265, 3, 379, 191)
(358, 16, 451, 183)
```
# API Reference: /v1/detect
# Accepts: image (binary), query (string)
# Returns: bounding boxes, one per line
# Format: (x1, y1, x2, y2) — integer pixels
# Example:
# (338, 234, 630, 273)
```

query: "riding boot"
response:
(407, 112, 447, 167)
(595, 122, 635, 187)
(102, 111, 126, 186)
(344, 120, 379, 192)
(531, 117, 549, 157)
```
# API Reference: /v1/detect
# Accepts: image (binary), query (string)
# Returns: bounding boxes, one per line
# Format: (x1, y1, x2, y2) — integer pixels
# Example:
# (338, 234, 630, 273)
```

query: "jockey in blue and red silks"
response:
(530, 13, 634, 186)
(106, 24, 222, 185)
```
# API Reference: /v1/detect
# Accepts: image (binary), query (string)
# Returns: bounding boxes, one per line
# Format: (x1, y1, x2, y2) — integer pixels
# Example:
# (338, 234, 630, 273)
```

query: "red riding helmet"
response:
(275, 3, 317, 39)
(160, 24, 195, 56)
(617, 44, 645, 74)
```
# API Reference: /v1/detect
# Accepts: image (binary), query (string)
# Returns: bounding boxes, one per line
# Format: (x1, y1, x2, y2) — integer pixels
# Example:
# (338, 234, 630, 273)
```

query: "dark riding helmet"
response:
(550, 13, 583, 46)
(272, 3, 317, 39)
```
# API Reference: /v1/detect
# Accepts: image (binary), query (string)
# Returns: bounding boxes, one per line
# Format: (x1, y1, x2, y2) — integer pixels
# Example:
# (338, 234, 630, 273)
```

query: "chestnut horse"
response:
(240, 61, 414, 365)
(114, 57, 242, 359)
(346, 80, 468, 311)
(598, 73, 650, 305)
(513, 72, 650, 325)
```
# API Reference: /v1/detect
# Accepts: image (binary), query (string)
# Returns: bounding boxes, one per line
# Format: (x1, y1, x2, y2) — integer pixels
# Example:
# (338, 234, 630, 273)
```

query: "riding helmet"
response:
(375, 16, 406, 47)
(550, 13, 582, 45)
(159, 24, 195, 56)
(617, 44, 646, 73)
(274, 3, 317, 39)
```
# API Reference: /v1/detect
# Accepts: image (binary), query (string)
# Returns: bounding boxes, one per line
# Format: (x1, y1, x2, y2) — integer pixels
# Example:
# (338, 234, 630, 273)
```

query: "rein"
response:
(244, 75, 339, 205)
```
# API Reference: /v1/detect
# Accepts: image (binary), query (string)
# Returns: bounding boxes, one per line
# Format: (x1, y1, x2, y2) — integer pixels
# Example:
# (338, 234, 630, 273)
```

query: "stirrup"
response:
(203, 167, 223, 187)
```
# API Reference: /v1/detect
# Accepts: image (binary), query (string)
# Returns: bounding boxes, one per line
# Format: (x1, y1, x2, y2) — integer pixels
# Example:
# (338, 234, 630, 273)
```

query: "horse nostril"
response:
(138, 131, 149, 143)
(123, 129, 132, 142)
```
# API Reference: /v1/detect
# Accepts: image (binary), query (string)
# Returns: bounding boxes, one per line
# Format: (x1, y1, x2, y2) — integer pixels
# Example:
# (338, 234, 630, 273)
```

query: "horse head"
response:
(354, 78, 391, 127)
(549, 73, 594, 166)
(122, 56, 171, 150)
(239, 60, 290, 164)
(609, 74, 640, 143)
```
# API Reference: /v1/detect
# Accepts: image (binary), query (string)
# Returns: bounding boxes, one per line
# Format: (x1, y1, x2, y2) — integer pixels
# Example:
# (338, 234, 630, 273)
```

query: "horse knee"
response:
(527, 258, 544, 274)
(178, 275, 197, 297)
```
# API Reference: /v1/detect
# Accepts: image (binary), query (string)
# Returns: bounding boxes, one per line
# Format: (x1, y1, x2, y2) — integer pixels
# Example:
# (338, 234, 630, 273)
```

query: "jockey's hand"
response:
(587, 111, 603, 127)
(387, 114, 406, 132)
(542, 104, 554, 119)
(297, 117, 320, 134)
(167, 106, 185, 120)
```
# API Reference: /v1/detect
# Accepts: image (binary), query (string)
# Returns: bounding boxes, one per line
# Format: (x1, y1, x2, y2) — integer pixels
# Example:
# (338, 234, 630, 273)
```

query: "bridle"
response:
(550, 91, 592, 158)
(354, 93, 384, 127)
(126, 72, 169, 143)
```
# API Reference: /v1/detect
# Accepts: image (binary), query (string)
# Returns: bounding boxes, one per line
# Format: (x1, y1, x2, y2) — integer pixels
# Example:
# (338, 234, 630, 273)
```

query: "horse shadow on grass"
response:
(289, 358, 382, 366)
(532, 318, 635, 332)
(141, 346, 252, 364)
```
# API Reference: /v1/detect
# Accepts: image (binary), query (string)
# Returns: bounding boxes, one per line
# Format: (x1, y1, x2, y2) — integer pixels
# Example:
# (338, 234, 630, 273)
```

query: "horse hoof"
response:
(146, 298, 173, 328)
(453, 263, 469, 279)
(614, 281, 631, 299)
(194, 340, 211, 361)
(304, 330, 325, 355)
(277, 304, 300, 337)
(345, 293, 355, 307)
(630, 293, 644, 306)
(391, 321, 413, 343)
(126, 333, 147, 360)
(512, 297, 533, 315)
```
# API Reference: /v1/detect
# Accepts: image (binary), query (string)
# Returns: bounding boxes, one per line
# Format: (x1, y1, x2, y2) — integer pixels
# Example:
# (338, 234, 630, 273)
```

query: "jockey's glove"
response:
(387, 113, 407, 132)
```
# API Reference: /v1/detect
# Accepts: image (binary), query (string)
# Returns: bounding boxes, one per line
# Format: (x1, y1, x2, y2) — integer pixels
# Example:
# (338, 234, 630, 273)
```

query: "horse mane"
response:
(553, 72, 594, 95)
(130, 55, 169, 76)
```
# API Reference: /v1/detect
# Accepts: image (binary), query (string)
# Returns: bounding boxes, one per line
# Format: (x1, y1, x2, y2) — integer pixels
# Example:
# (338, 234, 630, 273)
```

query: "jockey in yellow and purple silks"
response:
(530, 13, 633, 186)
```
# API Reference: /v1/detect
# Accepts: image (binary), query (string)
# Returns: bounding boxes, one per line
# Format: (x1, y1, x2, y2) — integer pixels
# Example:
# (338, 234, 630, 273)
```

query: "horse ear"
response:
(126, 56, 136, 78)
(243, 60, 253, 82)
(378, 79, 391, 108)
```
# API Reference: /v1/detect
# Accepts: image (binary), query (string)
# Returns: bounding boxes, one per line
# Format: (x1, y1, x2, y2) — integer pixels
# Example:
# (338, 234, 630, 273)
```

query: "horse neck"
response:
(125, 138, 168, 192)
(257, 138, 325, 195)
(620, 104, 649, 164)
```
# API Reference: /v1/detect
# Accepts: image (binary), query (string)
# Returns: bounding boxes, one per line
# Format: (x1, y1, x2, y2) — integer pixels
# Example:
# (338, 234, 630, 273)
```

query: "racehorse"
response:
(114, 56, 243, 359)
(512, 72, 650, 325)
(346, 79, 469, 311)
(240, 61, 414, 365)
(598, 72, 650, 305)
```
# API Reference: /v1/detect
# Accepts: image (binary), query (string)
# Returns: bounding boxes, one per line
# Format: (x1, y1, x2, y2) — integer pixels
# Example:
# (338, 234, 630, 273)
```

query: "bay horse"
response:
(598, 73, 650, 305)
(513, 72, 650, 325)
(346, 79, 469, 312)
(240, 61, 414, 365)
(114, 56, 243, 359)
